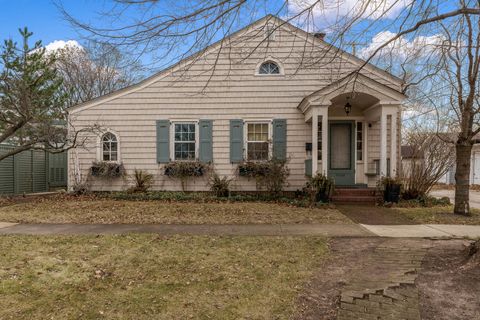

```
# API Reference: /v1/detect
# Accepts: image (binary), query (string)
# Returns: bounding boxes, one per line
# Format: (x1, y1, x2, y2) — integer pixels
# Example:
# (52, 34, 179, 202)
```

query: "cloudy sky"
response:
(0, 0, 445, 70)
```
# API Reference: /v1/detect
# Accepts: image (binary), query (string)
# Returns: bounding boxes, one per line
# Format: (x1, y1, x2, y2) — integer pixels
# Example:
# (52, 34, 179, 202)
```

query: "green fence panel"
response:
(33, 150, 47, 193)
(14, 150, 33, 194)
(0, 144, 67, 195)
(48, 152, 67, 188)
(0, 145, 15, 195)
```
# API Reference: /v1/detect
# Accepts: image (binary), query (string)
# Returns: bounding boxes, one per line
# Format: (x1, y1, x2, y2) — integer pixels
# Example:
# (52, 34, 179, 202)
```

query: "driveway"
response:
(430, 189, 480, 209)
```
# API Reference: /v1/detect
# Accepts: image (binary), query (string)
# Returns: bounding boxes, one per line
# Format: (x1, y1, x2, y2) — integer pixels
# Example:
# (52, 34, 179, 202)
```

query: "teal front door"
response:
(328, 121, 355, 185)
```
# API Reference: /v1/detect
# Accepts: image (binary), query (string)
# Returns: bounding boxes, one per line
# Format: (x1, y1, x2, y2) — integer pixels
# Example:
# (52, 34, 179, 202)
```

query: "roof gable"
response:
(69, 14, 404, 113)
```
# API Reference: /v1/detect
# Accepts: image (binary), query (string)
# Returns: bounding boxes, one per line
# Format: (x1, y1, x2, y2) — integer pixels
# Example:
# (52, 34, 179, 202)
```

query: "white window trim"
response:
(244, 120, 273, 161)
(96, 129, 121, 162)
(170, 121, 199, 161)
(254, 57, 284, 76)
(356, 121, 364, 163)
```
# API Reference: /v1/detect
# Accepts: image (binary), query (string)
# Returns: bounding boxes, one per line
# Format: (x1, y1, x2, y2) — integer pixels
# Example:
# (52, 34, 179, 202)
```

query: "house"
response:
(401, 132, 480, 186)
(68, 15, 405, 193)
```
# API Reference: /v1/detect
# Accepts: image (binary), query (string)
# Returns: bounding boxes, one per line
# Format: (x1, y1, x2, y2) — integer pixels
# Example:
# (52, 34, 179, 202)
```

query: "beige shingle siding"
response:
(69, 22, 400, 191)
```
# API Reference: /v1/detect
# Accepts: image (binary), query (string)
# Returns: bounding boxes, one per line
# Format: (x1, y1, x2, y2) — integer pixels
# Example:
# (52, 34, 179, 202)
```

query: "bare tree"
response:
(55, 41, 143, 107)
(436, 14, 480, 215)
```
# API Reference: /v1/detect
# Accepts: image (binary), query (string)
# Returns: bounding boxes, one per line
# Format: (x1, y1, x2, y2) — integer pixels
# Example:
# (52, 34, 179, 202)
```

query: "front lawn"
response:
(0, 235, 327, 319)
(0, 195, 352, 224)
(394, 206, 480, 225)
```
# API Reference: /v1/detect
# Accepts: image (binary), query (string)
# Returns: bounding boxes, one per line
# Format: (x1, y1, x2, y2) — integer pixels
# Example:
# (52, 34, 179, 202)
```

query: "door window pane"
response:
(330, 123, 351, 170)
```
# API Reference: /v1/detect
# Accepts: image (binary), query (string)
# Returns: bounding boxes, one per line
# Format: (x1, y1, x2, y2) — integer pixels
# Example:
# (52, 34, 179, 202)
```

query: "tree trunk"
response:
(454, 142, 473, 215)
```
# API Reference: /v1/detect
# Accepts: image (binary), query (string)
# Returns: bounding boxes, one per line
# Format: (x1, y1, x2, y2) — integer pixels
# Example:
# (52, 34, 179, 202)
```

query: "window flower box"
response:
(164, 161, 208, 177)
(90, 161, 125, 178)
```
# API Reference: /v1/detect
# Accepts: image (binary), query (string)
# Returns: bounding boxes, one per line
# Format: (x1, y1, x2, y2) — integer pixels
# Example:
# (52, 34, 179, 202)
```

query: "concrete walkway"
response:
(0, 222, 479, 238)
(361, 224, 480, 238)
(0, 223, 374, 237)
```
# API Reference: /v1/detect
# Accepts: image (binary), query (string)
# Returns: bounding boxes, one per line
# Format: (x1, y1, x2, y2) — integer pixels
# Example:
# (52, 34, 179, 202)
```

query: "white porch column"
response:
(311, 105, 329, 175)
(380, 110, 387, 176)
(312, 108, 319, 175)
(390, 111, 397, 176)
(363, 122, 368, 175)
(319, 106, 329, 175)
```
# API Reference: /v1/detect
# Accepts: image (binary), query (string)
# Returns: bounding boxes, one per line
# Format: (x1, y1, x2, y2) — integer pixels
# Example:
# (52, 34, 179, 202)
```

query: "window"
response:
(258, 61, 280, 75)
(317, 119, 322, 160)
(174, 123, 196, 160)
(102, 132, 118, 161)
(356, 122, 363, 161)
(247, 122, 270, 160)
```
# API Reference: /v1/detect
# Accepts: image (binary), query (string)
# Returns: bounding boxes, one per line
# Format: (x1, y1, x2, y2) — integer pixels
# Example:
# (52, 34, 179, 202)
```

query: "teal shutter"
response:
(199, 120, 213, 162)
(273, 119, 287, 160)
(230, 119, 244, 163)
(305, 159, 312, 177)
(156, 120, 170, 163)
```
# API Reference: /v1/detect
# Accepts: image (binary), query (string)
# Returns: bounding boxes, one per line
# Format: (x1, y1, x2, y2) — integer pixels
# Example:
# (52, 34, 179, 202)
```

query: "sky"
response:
(0, 1, 396, 53)
(0, 1, 97, 46)
(0, 0, 449, 73)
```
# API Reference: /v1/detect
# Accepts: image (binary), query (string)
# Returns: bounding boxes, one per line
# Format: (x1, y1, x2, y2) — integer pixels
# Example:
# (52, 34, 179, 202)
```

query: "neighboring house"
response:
(402, 144, 455, 185)
(68, 15, 405, 192)
(401, 138, 480, 185)
(401, 145, 422, 178)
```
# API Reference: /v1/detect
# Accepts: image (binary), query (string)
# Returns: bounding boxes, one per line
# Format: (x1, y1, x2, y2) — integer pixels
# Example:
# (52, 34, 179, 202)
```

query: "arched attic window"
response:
(258, 61, 280, 75)
(102, 132, 118, 161)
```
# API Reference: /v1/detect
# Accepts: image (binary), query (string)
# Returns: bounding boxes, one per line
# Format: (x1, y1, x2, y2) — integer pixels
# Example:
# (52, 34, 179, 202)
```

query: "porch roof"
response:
(298, 73, 407, 116)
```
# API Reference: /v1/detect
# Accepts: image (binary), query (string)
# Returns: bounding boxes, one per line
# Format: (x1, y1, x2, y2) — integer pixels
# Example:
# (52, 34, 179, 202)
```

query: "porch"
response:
(299, 74, 405, 187)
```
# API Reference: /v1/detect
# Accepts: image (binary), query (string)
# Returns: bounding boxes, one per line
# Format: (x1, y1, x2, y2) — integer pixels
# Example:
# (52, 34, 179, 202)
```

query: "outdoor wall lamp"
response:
(344, 101, 352, 115)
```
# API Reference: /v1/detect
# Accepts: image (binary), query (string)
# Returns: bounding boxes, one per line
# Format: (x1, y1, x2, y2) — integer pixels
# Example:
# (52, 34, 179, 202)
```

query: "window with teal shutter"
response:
(156, 120, 170, 163)
(230, 119, 244, 163)
(199, 120, 213, 162)
(273, 119, 287, 160)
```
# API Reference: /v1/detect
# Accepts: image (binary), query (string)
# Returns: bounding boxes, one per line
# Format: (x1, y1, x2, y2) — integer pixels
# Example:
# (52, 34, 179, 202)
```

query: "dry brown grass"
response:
(394, 206, 480, 225)
(0, 234, 328, 319)
(0, 195, 352, 225)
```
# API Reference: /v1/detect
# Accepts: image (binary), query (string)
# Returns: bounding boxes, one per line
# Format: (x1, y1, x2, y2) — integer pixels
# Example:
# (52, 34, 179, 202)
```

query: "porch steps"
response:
(331, 188, 378, 204)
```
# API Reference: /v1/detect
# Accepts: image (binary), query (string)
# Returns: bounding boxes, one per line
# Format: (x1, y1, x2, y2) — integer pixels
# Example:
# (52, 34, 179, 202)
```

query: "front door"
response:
(328, 121, 355, 185)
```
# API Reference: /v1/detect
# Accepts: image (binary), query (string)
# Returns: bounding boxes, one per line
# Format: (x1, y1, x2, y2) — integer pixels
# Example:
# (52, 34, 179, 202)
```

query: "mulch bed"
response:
(336, 204, 416, 225)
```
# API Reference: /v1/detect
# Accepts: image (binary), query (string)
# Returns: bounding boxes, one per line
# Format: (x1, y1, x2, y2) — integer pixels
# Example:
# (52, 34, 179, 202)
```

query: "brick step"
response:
(331, 195, 377, 204)
(333, 189, 377, 196)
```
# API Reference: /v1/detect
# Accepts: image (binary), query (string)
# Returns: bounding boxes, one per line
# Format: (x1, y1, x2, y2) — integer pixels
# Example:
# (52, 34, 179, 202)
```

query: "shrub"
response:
(209, 173, 232, 197)
(72, 181, 90, 195)
(164, 161, 209, 191)
(379, 176, 402, 189)
(99, 191, 321, 208)
(237, 159, 290, 196)
(90, 161, 126, 179)
(401, 132, 455, 199)
(129, 169, 154, 193)
(304, 173, 335, 204)
(398, 195, 451, 207)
